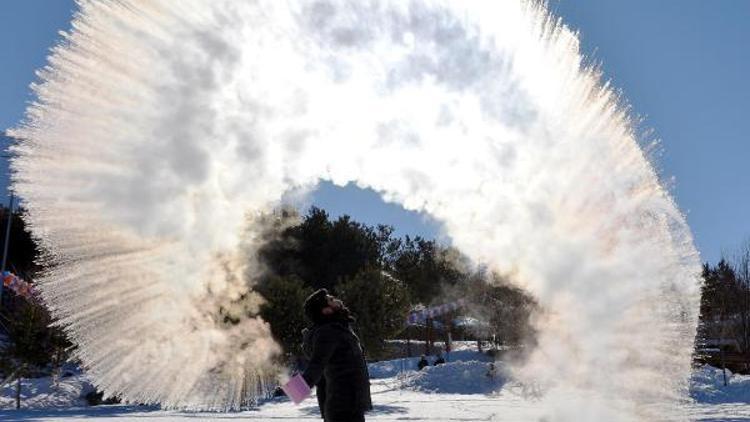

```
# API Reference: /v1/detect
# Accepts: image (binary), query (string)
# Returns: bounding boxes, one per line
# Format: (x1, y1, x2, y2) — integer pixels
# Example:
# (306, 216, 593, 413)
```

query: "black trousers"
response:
(324, 411, 365, 422)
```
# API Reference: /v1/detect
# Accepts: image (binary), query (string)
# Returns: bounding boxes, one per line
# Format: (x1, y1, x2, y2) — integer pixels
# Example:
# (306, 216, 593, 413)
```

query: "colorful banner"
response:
(406, 299, 465, 325)
(2, 271, 37, 302)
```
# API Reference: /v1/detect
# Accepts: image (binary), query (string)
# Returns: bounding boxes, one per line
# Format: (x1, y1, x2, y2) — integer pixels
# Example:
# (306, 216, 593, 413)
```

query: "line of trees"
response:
(253, 207, 537, 362)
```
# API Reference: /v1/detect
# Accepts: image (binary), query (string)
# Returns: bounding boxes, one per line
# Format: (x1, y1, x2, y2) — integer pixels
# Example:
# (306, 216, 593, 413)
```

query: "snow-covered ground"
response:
(0, 370, 95, 411)
(3, 347, 750, 421)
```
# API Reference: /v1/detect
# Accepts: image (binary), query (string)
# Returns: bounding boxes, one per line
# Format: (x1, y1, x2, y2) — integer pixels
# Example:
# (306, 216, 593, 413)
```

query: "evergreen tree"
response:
(258, 207, 396, 291)
(696, 255, 750, 356)
(337, 267, 411, 359)
(4, 299, 54, 370)
(256, 274, 312, 359)
(458, 272, 537, 348)
(386, 236, 464, 305)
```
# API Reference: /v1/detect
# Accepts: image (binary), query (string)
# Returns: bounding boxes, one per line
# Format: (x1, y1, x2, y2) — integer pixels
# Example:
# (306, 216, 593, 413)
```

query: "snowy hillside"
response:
(690, 365, 750, 404)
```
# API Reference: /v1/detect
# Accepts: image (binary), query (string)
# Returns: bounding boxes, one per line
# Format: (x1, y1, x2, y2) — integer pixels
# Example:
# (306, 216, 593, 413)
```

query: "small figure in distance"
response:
(485, 362, 497, 379)
(433, 352, 445, 366)
(417, 354, 429, 371)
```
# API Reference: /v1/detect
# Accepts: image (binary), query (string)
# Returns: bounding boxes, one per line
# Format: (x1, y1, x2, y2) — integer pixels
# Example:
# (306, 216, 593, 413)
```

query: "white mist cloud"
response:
(11, 0, 701, 417)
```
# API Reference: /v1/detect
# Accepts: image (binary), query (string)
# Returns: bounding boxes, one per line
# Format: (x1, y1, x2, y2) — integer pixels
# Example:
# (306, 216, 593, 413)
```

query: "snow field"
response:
(3, 349, 750, 420)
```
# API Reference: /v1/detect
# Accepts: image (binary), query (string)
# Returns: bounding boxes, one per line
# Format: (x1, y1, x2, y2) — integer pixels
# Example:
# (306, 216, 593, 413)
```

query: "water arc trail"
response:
(9, 0, 701, 418)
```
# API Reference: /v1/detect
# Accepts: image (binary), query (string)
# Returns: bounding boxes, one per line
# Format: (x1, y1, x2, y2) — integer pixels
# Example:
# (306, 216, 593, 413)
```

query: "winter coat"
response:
(302, 320, 372, 420)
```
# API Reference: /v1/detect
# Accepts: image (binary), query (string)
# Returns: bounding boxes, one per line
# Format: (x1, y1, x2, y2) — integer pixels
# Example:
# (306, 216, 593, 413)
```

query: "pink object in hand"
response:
(281, 374, 312, 404)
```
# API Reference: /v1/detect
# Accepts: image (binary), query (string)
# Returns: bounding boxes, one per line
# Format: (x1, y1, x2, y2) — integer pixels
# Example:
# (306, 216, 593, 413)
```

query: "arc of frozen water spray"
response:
(10, 0, 701, 418)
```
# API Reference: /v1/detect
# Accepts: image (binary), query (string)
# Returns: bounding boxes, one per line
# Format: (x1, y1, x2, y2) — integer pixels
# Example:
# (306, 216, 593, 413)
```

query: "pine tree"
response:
(337, 268, 411, 359)
(256, 275, 312, 360)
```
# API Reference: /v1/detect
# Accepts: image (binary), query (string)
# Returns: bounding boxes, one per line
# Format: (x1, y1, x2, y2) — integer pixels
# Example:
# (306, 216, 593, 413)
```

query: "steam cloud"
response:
(10, 0, 701, 418)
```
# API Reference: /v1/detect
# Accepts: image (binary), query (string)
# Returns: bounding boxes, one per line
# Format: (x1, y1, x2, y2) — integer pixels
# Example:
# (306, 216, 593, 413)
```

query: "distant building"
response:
(696, 315, 750, 374)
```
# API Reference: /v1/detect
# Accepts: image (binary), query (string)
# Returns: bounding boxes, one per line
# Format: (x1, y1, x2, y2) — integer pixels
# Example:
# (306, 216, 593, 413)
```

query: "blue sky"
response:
(1, 1, 748, 264)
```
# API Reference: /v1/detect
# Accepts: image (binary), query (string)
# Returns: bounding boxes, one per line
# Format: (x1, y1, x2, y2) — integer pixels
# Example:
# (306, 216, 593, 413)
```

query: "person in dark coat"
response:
(417, 355, 429, 371)
(433, 353, 445, 366)
(485, 362, 497, 379)
(301, 288, 372, 422)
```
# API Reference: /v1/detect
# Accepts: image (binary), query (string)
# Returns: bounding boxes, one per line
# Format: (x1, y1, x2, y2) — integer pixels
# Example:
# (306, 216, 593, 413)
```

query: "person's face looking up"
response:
(321, 295, 343, 315)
